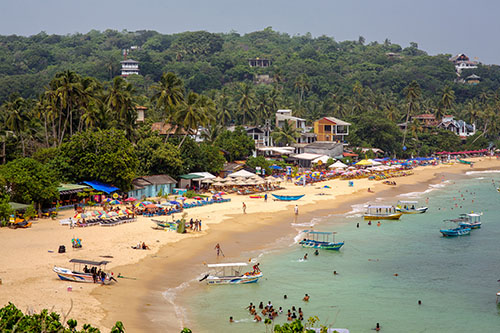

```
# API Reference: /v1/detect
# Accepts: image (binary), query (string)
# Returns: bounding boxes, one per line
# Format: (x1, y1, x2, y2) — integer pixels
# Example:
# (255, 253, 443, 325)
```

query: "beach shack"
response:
(57, 184, 90, 208)
(128, 174, 177, 199)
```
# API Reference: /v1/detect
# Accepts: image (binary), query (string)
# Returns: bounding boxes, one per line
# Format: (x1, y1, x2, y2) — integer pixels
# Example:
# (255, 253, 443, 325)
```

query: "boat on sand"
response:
(272, 194, 305, 201)
(53, 259, 114, 284)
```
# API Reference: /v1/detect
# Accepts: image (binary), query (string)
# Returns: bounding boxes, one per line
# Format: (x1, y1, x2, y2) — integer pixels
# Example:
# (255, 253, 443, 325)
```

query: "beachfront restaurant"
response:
(128, 174, 177, 199)
(56, 183, 90, 208)
(178, 172, 216, 190)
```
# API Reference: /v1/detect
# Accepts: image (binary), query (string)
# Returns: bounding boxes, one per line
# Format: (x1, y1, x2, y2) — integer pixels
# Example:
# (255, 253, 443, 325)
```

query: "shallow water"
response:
(180, 173, 500, 332)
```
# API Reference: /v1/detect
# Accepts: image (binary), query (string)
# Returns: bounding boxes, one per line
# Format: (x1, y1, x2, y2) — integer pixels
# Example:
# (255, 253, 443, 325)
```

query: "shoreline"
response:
(93, 159, 498, 332)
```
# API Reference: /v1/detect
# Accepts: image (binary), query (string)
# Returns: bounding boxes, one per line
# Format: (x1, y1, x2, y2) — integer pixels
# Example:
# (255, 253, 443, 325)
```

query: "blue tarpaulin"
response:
(82, 181, 119, 194)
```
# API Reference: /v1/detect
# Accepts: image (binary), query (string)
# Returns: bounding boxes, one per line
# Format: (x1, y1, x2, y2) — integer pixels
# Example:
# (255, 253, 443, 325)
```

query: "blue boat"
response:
(458, 213, 482, 229)
(440, 226, 471, 237)
(272, 194, 305, 201)
(299, 230, 344, 251)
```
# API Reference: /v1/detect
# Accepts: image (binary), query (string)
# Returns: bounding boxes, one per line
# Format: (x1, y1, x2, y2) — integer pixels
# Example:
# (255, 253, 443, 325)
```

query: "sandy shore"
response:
(1, 158, 499, 331)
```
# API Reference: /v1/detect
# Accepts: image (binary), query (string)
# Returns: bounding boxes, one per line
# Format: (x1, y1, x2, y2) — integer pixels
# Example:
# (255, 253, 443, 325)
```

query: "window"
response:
(324, 125, 332, 132)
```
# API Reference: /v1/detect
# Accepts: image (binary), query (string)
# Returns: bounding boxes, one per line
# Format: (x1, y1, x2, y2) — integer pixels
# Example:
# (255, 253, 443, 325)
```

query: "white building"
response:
(438, 115, 476, 138)
(449, 54, 478, 74)
(275, 109, 306, 131)
(120, 59, 140, 77)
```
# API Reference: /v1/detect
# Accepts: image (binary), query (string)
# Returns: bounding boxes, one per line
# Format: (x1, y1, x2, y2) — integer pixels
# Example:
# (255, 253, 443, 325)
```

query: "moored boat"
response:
(299, 230, 344, 251)
(440, 226, 471, 237)
(272, 194, 305, 201)
(458, 212, 482, 229)
(53, 259, 114, 284)
(363, 205, 402, 220)
(201, 263, 263, 285)
(396, 200, 428, 214)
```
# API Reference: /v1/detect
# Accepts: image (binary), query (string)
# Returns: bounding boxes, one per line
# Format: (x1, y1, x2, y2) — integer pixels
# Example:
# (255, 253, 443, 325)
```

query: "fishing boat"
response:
(458, 159, 473, 165)
(53, 259, 113, 284)
(200, 263, 263, 285)
(299, 230, 344, 251)
(272, 194, 305, 201)
(440, 225, 471, 237)
(363, 205, 402, 220)
(458, 212, 482, 229)
(395, 200, 428, 214)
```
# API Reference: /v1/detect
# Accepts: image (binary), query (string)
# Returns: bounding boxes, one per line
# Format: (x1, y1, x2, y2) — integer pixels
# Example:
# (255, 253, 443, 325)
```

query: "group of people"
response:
(236, 295, 309, 323)
(188, 218, 202, 231)
(132, 241, 150, 250)
(82, 265, 115, 284)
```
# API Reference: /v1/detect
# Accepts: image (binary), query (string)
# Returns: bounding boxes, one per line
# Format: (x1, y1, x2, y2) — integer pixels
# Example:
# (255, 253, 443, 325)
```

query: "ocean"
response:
(176, 171, 500, 332)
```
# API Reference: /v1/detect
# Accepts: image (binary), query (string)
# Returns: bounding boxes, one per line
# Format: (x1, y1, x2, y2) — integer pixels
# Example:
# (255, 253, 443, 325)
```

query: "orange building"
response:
(313, 117, 350, 142)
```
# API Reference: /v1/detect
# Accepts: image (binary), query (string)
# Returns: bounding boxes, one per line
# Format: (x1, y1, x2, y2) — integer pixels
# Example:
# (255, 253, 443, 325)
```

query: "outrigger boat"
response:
(200, 263, 262, 285)
(272, 194, 305, 201)
(396, 200, 428, 214)
(299, 230, 344, 251)
(363, 205, 402, 220)
(53, 259, 113, 284)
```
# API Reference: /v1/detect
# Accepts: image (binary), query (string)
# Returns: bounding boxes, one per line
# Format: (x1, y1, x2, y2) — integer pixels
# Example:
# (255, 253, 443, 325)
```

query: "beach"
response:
(1, 158, 499, 332)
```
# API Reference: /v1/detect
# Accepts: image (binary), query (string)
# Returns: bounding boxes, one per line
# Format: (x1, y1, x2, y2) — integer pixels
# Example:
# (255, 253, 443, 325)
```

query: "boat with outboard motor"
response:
(200, 262, 263, 285)
(396, 200, 428, 214)
(53, 259, 114, 284)
(440, 225, 471, 237)
(299, 230, 344, 251)
(364, 205, 402, 220)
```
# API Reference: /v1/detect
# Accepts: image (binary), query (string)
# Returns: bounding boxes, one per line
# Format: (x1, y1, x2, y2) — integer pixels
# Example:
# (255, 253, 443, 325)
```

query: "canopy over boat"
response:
(302, 230, 336, 235)
(206, 263, 248, 268)
(367, 205, 394, 209)
(69, 259, 110, 266)
(397, 200, 418, 204)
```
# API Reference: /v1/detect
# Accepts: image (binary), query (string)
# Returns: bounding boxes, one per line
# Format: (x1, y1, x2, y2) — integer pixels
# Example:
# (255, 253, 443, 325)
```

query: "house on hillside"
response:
(128, 174, 177, 199)
(248, 58, 271, 68)
(449, 54, 478, 74)
(136, 106, 146, 123)
(313, 117, 350, 142)
(120, 59, 140, 76)
(275, 109, 307, 131)
(437, 115, 476, 138)
(227, 125, 272, 148)
(465, 74, 481, 85)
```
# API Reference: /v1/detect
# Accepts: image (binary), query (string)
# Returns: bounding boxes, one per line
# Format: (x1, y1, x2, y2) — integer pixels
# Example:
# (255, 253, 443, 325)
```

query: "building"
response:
(313, 117, 350, 142)
(465, 74, 481, 85)
(151, 122, 194, 136)
(303, 141, 344, 158)
(136, 106, 147, 123)
(245, 126, 272, 147)
(128, 174, 177, 199)
(248, 58, 271, 68)
(120, 59, 140, 76)
(449, 54, 478, 74)
(275, 109, 306, 131)
(437, 115, 476, 138)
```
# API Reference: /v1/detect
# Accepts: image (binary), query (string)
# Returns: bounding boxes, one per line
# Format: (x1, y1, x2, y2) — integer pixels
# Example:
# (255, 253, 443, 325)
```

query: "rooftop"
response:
(320, 117, 351, 126)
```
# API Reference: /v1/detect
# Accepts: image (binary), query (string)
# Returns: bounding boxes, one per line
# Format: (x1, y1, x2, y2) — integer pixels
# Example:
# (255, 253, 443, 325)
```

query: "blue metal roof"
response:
(82, 181, 119, 194)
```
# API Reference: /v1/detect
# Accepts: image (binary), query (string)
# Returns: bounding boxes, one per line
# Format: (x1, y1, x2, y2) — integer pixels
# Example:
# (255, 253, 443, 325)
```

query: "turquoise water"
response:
(182, 172, 500, 332)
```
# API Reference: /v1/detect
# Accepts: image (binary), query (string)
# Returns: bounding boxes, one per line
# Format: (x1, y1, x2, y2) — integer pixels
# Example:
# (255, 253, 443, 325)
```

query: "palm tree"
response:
(236, 82, 255, 125)
(402, 81, 421, 150)
(174, 92, 215, 148)
(105, 76, 136, 141)
(271, 121, 299, 146)
(440, 85, 455, 115)
(4, 96, 29, 156)
(294, 74, 310, 104)
(151, 72, 185, 122)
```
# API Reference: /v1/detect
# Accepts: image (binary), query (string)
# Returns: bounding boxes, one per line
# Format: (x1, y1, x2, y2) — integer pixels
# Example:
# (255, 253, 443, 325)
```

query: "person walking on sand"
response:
(294, 205, 299, 215)
(264, 193, 268, 202)
(215, 243, 224, 257)
(242, 202, 247, 214)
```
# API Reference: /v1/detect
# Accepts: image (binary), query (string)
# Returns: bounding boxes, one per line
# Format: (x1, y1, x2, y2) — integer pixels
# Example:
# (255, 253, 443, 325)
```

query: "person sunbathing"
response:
(142, 242, 150, 250)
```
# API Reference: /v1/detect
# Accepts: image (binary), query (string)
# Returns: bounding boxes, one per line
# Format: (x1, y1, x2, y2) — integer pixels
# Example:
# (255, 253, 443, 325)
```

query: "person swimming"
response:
(303, 253, 308, 260)
(303, 294, 310, 302)
(314, 249, 319, 256)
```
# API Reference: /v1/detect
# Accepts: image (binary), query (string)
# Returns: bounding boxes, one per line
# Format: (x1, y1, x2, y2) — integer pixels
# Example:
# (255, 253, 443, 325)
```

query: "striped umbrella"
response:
(108, 200, 122, 205)
(74, 213, 89, 219)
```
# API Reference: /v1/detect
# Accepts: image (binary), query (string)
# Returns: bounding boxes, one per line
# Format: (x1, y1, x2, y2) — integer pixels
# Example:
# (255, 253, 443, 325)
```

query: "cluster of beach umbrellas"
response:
(211, 175, 280, 187)
(435, 149, 488, 155)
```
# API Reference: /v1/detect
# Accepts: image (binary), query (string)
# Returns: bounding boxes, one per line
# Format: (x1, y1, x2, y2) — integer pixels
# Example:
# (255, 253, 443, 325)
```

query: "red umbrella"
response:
(125, 197, 137, 202)
(145, 203, 157, 209)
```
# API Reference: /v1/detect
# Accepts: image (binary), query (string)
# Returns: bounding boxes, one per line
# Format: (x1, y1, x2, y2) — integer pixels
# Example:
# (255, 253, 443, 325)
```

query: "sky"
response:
(1, 0, 499, 64)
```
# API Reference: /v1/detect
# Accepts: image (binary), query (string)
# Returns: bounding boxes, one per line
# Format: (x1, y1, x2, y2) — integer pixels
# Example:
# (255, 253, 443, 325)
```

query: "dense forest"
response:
(0, 28, 498, 210)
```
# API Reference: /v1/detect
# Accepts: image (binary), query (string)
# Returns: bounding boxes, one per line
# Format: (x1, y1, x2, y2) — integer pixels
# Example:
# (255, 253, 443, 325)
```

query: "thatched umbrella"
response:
(213, 176, 225, 182)
(212, 181, 225, 187)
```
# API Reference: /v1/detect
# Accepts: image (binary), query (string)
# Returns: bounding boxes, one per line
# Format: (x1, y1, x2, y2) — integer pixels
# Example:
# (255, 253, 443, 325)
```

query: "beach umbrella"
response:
(145, 203, 157, 209)
(217, 191, 227, 195)
(100, 212, 111, 218)
(178, 196, 187, 201)
(125, 197, 137, 202)
(212, 181, 225, 187)
(142, 201, 153, 205)
(170, 200, 180, 205)
(161, 202, 174, 207)
(213, 176, 225, 182)
(202, 179, 213, 184)
(135, 202, 146, 208)
(108, 200, 122, 205)
(74, 213, 89, 219)
(193, 196, 202, 200)
(108, 211, 118, 216)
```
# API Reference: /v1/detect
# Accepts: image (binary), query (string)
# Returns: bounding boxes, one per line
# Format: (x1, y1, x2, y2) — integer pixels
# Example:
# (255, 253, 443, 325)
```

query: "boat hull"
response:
(396, 207, 428, 214)
(206, 272, 263, 285)
(440, 227, 471, 237)
(459, 222, 481, 229)
(53, 267, 110, 284)
(364, 213, 402, 220)
(299, 240, 344, 251)
(272, 194, 304, 201)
